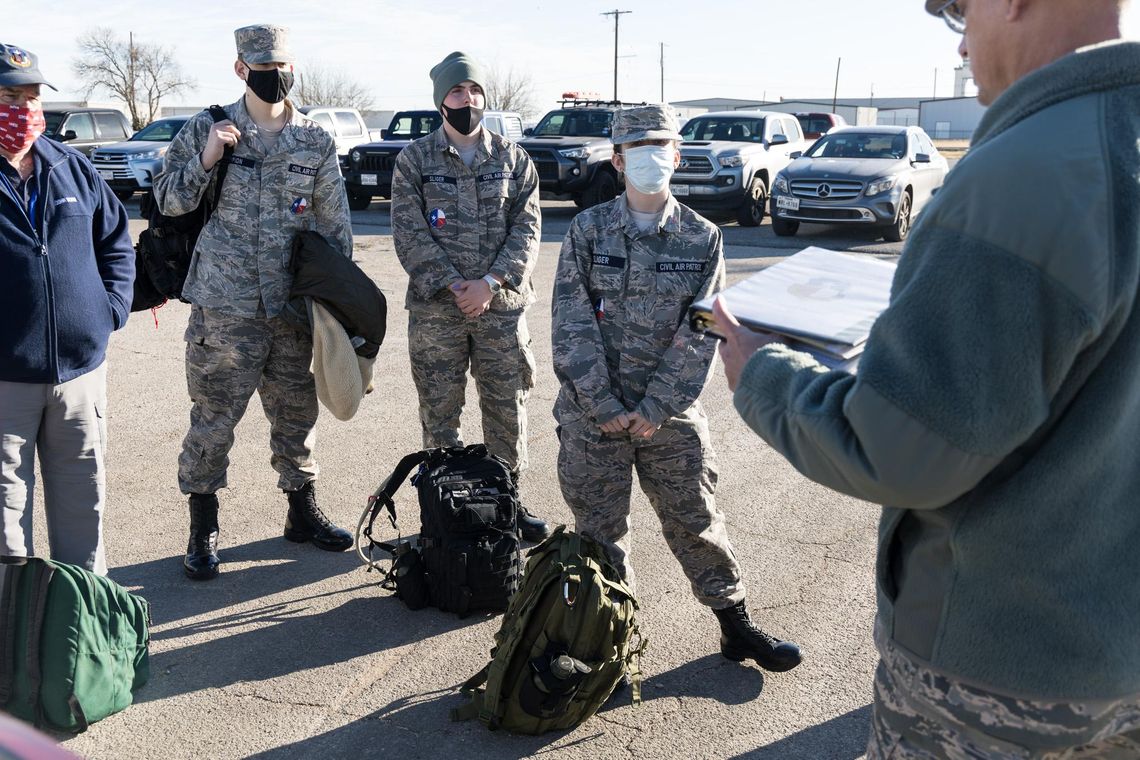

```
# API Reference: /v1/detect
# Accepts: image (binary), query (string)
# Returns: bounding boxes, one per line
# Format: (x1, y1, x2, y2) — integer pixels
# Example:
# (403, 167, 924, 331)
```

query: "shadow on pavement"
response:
(603, 653, 766, 711)
(730, 704, 872, 760)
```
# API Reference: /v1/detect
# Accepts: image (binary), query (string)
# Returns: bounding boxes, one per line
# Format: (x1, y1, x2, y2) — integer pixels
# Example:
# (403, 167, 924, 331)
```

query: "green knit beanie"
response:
(430, 51, 486, 109)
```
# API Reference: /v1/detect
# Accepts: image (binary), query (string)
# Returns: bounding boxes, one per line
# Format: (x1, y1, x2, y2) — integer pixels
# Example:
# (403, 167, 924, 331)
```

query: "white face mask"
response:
(621, 144, 676, 194)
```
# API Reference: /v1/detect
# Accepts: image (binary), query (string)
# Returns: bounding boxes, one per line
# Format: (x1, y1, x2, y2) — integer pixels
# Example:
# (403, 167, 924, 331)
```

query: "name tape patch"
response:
(422, 174, 457, 185)
(229, 155, 257, 169)
(288, 163, 318, 177)
(591, 254, 626, 269)
(656, 261, 706, 273)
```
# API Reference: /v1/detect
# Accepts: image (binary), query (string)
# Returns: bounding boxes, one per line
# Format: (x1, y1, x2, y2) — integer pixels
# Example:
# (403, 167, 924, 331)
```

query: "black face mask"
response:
(441, 104, 484, 135)
(245, 68, 294, 104)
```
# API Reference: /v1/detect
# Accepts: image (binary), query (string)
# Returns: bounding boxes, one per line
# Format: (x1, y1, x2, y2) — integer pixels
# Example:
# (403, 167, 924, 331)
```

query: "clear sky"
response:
(17, 0, 1140, 115)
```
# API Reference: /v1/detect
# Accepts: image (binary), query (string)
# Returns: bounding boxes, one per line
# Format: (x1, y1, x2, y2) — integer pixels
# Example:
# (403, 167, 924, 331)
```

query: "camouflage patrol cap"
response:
(234, 24, 294, 65)
(0, 43, 57, 90)
(610, 104, 682, 145)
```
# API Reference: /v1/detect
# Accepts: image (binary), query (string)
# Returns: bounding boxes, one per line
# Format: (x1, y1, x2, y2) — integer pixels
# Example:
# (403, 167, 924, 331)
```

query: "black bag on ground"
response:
(131, 105, 232, 312)
(356, 445, 522, 618)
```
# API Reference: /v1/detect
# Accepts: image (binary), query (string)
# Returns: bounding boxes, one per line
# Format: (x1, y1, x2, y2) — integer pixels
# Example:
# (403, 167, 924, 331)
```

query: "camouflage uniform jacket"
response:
(391, 127, 540, 312)
(153, 97, 352, 318)
(552, 193, 725, 433)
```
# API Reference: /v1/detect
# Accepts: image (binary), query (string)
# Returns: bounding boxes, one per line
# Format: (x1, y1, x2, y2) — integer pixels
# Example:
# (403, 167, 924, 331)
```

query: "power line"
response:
(606, 9, 633, 100)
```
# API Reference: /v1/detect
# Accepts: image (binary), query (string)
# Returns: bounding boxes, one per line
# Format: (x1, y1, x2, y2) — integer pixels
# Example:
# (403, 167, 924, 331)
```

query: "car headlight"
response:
(718, 155, 743, 168)
(558, 147, 590, 159)
(865, 176, 898, 196)
(128, 148, 167, 161)
(351, 150, 361, 163)
(773, 175, 789, 193)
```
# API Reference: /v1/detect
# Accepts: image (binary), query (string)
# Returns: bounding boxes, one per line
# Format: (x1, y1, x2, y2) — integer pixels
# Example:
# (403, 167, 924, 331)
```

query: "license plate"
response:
(671, 184, 690, 197)
(361, 173, 377, 186)
(776, 195, 800, 210)
(98, 169, 114, 181)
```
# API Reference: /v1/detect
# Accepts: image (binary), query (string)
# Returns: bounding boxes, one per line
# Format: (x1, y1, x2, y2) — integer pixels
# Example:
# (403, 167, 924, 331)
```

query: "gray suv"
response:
(91, 116, 189, 200)
(769, 126, 949, 242)
(673, 111, 807, 226)
(43, 107, 132, 158)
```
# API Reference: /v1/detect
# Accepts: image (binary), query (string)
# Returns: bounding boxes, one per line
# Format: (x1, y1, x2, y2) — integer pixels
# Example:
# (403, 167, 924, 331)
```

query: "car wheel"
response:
(582, 169, 619, 208)
(883, 190, 912, 242)
(347, 187, 372, 211)
(114, 190, 134, 202)
(736, 177, 767, 227)
(772, 218, 799, 237)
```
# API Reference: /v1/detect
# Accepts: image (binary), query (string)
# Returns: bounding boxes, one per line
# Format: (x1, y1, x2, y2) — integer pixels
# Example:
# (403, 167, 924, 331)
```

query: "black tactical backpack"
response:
(357, 445, 522, 618)
(131, 105, 232, 312)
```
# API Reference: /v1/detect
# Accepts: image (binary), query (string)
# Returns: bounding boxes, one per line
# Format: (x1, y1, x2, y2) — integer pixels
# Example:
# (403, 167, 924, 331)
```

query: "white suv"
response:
(298, 106, 371, 168)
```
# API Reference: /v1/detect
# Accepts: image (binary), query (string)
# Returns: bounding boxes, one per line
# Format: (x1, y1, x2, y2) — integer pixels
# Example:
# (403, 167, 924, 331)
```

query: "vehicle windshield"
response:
(130, 119, 187, 141)
(43, 112, 65, 136)
(531, 110, 613, 137)
(806, 132, 908, 159)
(680, 117, 765, 143)
(386, 112, 442, 139)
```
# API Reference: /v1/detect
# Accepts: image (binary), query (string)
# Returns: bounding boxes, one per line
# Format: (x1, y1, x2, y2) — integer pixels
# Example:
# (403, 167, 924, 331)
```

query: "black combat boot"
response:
(510, 470, 551, 543)
(713, 600, 803, 672)
(518, 506, 551, 543)
(283, 482, 353, 551)
(184, 492, 221, 581)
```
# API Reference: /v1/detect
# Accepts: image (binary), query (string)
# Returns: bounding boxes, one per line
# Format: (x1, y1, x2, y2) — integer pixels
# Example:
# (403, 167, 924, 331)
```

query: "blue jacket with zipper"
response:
(0, 137, 134, 385)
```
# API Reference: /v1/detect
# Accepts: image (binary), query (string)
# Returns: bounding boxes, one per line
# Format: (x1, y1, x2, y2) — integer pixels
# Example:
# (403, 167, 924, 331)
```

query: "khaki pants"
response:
(0, 363, 108, 575)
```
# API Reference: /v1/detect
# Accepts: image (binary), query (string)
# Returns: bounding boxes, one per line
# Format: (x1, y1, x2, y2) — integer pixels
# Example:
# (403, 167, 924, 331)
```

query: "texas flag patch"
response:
(429, 207, 446, 229)
(290, 197, 308, 215)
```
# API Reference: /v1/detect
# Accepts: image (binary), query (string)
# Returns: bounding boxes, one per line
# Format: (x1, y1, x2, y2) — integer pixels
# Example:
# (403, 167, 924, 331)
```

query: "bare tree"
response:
(294, 64, 374, 111)
(71, 28, 195, 130)
(484, 65, 539, 120)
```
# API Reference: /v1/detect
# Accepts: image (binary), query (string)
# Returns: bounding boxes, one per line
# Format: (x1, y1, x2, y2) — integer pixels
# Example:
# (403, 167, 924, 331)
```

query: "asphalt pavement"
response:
(40, 201, 904, 760)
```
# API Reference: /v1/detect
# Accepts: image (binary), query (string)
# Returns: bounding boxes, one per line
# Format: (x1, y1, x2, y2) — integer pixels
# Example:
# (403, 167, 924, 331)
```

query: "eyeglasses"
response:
(933, 0, 966, 33)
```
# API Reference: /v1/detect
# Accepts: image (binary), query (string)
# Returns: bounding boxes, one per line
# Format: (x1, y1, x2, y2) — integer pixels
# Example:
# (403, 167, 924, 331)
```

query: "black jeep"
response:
(519, 99, 640, 208)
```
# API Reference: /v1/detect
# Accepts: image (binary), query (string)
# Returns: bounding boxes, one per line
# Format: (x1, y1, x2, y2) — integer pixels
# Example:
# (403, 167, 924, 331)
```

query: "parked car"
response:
(297, 106, 371, 168)
(769, 125, 949, 242)
(342, 109, 524, 211)
(795, 112, 848, 141)
(672, 111, 808, 226)
(518, 98, 629, 209)
(90, 116, 190, 200)
(43, 107, 132, 158)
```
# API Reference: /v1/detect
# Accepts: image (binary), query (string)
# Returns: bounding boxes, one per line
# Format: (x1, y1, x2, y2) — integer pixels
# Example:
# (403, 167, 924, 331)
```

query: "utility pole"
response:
(128, 31, 138, 128)
(933, 68, 939, 99)
(831, 57, 841, 113)
(659, 42, 665, 102)
(869, 83, 874, 109)
(602, 9, 632, 102)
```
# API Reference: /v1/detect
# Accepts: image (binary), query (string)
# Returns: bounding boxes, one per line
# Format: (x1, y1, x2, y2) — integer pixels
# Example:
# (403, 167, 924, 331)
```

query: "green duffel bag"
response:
(0, 557, 151, 733)
(451, 527, 646, 734)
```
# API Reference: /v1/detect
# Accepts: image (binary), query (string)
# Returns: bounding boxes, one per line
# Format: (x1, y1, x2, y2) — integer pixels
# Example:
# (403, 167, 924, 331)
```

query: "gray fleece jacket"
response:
(733, 40, 1140, 701)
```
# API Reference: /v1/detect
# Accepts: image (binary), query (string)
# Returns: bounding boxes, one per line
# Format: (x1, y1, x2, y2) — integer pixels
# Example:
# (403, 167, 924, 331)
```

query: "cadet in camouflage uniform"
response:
(154, 24, 354, 581)
(551, 105, 801, 674)
(391, 51, 548, 543)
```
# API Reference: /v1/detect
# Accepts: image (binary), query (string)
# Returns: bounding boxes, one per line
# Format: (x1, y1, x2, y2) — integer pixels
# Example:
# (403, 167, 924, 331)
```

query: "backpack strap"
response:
(0, 560, 20, 705)
(23, 560, 55, 726)
(206, 105, 234, 219)
(355, 450, 432, 578)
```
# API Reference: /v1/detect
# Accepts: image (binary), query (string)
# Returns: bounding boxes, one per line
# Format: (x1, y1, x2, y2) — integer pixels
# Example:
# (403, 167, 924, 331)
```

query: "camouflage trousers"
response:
(179, 305, 319, 494)
(556, 406, 745, 608)
(407, 307, 536, 473)
(867, 622, 1140, 759)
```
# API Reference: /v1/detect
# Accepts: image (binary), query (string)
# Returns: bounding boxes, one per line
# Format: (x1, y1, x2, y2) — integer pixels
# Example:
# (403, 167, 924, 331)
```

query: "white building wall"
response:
(919, 97, 987, 139)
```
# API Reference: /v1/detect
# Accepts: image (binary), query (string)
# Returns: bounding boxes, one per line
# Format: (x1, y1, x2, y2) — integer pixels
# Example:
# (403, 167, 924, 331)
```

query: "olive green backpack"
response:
(451, 527, 646, 734)
(0, 557, 151, 733)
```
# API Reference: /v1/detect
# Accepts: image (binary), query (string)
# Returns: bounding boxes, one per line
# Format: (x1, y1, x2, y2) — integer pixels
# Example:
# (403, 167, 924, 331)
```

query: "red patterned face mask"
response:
(0, 105, 46, 154)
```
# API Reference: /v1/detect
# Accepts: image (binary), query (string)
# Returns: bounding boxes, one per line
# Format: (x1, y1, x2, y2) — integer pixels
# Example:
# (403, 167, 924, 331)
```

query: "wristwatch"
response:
(482, 274, 503, 294)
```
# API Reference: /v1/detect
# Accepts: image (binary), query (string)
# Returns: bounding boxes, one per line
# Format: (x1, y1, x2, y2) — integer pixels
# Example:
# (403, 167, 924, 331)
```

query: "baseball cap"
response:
(610, 104, 682, 145)
(0, 44, 57, 90)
